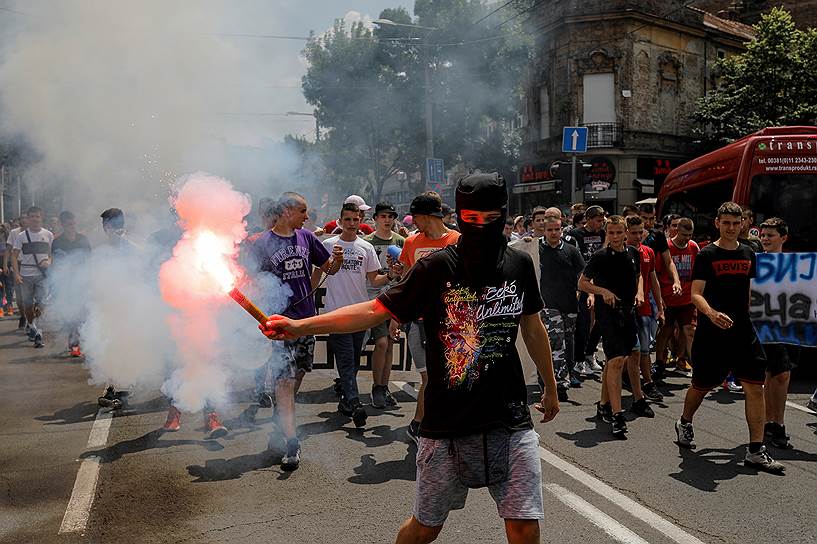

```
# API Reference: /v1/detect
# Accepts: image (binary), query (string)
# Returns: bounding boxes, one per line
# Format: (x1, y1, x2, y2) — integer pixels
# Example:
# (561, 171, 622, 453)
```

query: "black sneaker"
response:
(406, 420, 420, 445)
(337, 398, 354, 416)
(557, 385, 568, 402)
(351, 400, 367, 428)
(384, 388, 398, 407)
(258, 392, 274, 408)
(33, 333, 44, 349)
(652, 364, 666, 384)
(631, 398, 655, 418)
(596, 402, 613, 424)
(371, 385, 386, 409)
(612, 412, 628, 438)
(97, 386, 123, 410)
(764, 422, 793, 450)
(281, 438, 301, 471)
(643, 382, 664, 402)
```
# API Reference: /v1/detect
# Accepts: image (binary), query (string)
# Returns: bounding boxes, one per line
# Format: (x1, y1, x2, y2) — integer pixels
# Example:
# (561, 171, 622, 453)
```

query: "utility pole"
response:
(0, 165, 5, 224)
(424, 51, 434, 159)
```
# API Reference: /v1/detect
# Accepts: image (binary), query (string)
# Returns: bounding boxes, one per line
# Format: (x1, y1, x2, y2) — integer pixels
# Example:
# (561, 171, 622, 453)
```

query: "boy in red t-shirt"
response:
(655, 217, 699, 373)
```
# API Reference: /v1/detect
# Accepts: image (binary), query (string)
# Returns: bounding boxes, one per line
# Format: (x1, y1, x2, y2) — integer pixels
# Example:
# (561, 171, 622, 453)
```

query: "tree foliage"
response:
(301, 1, 531, 202)
(693, 8, 817, 144)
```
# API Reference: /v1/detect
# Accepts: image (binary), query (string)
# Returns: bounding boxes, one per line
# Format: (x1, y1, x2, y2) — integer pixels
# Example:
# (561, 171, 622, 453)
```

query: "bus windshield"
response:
(750, 174, 817, 251)
(662, 179, 733, 244)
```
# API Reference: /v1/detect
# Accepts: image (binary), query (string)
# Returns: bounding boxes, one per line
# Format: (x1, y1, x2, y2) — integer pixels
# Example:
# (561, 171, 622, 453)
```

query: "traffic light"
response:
(549, 160, 593, 192)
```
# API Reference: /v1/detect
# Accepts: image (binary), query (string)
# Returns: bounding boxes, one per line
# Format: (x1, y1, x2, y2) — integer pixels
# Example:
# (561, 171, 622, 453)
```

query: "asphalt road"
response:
(2, 314, 817, 544)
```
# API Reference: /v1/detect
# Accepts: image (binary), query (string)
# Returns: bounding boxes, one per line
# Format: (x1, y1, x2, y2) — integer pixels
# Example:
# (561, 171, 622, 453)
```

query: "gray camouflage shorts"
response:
(270, 335, 315, 381)
(413, 428, 544, 527)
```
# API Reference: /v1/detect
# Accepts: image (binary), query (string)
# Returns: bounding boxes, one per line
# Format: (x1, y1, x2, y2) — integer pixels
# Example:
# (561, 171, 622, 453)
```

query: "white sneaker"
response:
(574, 360, 594, 377)
(588, 356, 603, 372)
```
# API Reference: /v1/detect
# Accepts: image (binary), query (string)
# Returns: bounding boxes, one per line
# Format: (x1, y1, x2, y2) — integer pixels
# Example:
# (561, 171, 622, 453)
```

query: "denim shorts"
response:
(636, 315, 652, 355)
(413, 428, 544, 527)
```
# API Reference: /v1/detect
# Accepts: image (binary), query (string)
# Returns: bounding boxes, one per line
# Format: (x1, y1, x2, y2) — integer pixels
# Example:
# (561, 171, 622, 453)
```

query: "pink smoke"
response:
(158, 172, 252, 412)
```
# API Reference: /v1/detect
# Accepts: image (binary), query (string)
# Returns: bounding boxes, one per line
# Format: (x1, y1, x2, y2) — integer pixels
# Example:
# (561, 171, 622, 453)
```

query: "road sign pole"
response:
(571, 154, 577, 201)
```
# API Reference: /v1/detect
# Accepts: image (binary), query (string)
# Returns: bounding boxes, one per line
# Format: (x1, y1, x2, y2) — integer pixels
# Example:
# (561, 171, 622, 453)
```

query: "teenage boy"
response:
(11, 206, 53, 348)
(655, 218, 699, 374)
(675, 202, 784, 474)
(625, 215, 665, 402)
(320, 203, 391, 427)
(261, 173, 559, 544)
(394, 192, 460, 444)
(759, 217, 799, 450)
(569, 205, 606, 376)
(4, 215, 27, 327)
(579, 216, 644, 438)
(739, 208, 763, 253)
(51, 211, 92, 356)
(364, 202, 405, 409)
(539, 216, 585, 401)
(242, 192, 344, 470)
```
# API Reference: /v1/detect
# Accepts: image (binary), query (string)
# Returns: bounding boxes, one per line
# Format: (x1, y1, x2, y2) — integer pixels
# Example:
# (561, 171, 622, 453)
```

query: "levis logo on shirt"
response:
(713, 260, 751, 275)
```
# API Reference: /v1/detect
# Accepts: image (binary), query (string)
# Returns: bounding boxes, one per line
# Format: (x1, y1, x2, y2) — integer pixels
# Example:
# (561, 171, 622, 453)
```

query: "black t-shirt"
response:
(644, 229, 669, 254)
(51, 233, 91, 258)
(583, 246, 641, 310)
(378, 245, 544, 438)
(692, 242, 756, 324)
(539, 240, 585, 314)
(568, 227, 605, 262)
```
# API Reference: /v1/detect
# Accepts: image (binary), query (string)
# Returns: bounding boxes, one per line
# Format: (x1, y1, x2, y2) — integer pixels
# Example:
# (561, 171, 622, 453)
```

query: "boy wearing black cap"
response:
(364, 202, 404, 408)
(261, 173, 559, 544)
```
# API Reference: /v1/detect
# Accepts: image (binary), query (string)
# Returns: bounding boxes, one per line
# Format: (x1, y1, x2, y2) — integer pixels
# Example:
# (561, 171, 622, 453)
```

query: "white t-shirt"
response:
(12, 228, 54, 277)
(6, 227, 21, 247)
(321, 235, 380, 313)
(509, 235, 542, 284)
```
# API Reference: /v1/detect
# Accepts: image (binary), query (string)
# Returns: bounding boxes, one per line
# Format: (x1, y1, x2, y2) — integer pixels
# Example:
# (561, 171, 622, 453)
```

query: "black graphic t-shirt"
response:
(583, 246, 641, 310)
(539, 240, 585, 314)
(692, 243, 756, 325)
(378, 245, 544, 438)
(568, 227, 605, 262)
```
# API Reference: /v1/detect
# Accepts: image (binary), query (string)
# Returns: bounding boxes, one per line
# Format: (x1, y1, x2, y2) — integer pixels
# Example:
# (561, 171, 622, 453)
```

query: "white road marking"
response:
(786, 400, 816, 415)
(545, 484, 651, 544)
(392, 380, 707, 544)
(59, 409, 113, 534)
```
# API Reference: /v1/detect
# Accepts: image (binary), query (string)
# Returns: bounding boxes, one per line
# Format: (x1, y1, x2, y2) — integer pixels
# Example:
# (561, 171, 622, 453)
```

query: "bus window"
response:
(662, 179, 733, 243)
(750, 174, 817, 251)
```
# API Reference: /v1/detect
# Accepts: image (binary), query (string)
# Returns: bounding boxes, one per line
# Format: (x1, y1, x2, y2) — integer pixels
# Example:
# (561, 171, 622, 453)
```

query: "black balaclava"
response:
(455, 173, 508, 287)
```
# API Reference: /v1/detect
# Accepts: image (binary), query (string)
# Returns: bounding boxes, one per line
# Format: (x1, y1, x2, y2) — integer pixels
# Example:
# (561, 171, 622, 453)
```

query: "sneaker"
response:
(631, 398, 655, 418)
(596, 402, 613, 424)
(406, 420, 420, 445)
(807, 399, 817, 413)
(337, 398, 354, 416)
(371, 385, 386, 409)
(557, 385, 569, 402)
(281, 438, 301, 471)
(574, 360, 595, 377)
(675, 419, 695, 449)
(70, 345, 82, 357)
(675, 358, 692, 374)
(33, 333, 44, 348)
(26, 326, 36, 341)
(384, 388, 398, 407)
(569, 373, 582, 388)
(764, 422, 793, 450)
(97, 386, 123, 409)
(723, 379, 743, 393)
(744, 445, 785, 474)
(258, 392, 274, 408)
(651, 364, 666, 384)
(205, 412, 228, 439)
(643, 382, 664, 402)
(612, 412, 628, 438)
(588, 356, 603, 372)
(351, 400, 367, 428)
(163, 406, 182, 432)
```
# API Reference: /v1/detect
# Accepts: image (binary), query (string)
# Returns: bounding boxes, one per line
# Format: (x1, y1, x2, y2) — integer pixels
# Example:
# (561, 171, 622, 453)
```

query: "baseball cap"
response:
(374, 202, 397, 216)
(410, 194, 444, 218)
(344, 194, 371, 211)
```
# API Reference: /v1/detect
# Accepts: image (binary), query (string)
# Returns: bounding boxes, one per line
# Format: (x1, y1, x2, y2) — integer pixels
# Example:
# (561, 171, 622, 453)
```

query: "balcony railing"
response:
(584, 122, 623, 148)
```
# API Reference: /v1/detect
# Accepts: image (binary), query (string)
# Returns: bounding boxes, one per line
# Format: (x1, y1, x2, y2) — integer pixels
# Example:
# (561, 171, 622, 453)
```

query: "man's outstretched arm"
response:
(261, 299, 392, 340)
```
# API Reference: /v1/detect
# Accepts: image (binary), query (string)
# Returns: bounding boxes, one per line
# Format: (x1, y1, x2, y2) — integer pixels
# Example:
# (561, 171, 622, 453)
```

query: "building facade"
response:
(698, 1, 817, 28)
(516, 0, 754, 213)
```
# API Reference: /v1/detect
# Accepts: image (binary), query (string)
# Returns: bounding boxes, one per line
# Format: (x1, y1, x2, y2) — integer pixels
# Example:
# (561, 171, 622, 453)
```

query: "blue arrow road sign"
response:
(426, 158, 445, 185)
(562, 127, 588, 153)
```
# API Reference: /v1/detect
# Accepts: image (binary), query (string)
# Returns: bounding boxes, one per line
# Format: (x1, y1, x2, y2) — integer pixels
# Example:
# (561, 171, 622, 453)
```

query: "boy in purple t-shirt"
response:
(248, 192, 342, 471)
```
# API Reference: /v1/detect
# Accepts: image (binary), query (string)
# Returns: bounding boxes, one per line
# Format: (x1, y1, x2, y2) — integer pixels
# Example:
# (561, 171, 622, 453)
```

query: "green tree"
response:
(693, 8, 817, 144)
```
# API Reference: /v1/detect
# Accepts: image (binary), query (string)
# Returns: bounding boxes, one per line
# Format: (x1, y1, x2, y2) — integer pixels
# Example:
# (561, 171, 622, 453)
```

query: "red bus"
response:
(659, 126, 817, 251)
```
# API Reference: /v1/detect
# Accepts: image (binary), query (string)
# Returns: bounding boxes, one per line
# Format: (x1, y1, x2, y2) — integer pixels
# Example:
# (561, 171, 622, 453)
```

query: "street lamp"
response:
(373, 18, 437, 162)
(286, 110, 320, 142)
